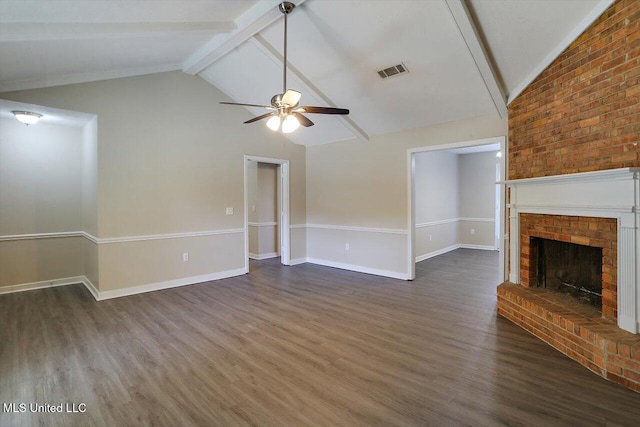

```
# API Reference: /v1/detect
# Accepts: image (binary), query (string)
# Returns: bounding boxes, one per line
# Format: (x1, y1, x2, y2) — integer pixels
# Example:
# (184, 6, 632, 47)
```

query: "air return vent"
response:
(377, 63, 408, 79)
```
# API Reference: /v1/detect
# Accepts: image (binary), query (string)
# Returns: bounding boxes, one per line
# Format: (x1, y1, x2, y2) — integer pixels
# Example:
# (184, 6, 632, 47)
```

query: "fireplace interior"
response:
(533, 238, 603, 309)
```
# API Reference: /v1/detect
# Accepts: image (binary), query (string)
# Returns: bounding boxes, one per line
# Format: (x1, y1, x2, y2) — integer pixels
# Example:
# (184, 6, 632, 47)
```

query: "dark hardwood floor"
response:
(1, 248, 639, 426)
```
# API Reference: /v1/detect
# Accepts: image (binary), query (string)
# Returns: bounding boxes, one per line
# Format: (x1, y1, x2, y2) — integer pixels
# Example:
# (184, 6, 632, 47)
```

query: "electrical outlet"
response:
(251, 205, 256, 212)
(226, 207, 233, 215)
(183, 252, 189, 262)
(345, 243, 350, 251)
(471, 228, 475, 235)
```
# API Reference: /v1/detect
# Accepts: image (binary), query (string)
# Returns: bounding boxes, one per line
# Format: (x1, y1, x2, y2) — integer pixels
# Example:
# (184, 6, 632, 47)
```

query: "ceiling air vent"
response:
(377, 63, 409, 79)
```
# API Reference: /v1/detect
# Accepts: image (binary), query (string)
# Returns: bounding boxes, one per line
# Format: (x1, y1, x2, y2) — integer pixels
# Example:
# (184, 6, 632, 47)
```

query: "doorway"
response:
(243, 156, 290, 272)
(407, 136, 506, 281)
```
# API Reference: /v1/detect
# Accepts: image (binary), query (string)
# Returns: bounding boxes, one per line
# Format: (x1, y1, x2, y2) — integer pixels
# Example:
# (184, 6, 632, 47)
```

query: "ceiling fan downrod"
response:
(218, 0, 349, 133)
(279, 2, 295, 95)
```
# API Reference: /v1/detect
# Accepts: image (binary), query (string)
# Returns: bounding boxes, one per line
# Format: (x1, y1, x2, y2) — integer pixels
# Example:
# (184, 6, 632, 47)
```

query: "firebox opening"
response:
(533, 238, 603, 309)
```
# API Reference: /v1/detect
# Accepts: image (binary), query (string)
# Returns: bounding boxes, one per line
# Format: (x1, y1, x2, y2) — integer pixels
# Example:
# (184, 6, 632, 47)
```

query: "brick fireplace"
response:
(498, 168, 640, 392)
(519, 213, 617, 320)
(500, 0, 640, 392)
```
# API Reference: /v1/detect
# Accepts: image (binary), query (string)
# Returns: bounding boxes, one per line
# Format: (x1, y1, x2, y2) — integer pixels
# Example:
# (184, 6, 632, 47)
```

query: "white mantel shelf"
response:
(506, 167, 640, 334)
(502, 167, 640, 185)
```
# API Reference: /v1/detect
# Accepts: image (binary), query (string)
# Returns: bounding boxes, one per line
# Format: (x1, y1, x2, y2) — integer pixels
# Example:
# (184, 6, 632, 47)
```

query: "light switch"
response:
(226, 207, 233, 215)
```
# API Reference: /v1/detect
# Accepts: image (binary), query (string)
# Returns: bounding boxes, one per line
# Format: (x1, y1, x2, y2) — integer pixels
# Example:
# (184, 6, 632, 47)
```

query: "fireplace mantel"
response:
(505, 168, 639, 333)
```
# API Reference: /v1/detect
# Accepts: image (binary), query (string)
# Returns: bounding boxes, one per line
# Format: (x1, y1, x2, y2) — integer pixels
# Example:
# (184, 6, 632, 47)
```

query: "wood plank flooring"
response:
(1, 248, 639, 426)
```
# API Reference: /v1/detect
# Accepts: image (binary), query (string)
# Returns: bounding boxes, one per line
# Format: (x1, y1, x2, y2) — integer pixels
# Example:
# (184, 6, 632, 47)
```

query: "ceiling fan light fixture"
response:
(281, 114, 300, 134)
(12, 110, 42, 126)
(219, 1, 349, 134)
(266, 115, 281, 131)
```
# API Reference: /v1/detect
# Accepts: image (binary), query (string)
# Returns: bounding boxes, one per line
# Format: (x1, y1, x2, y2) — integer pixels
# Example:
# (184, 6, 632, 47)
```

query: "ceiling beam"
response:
(249, 35, 369, 142)
(0, 22, 236, 42)
(0, 63, 181, 93)
(182, 0, 307, 75)
(445, 0, 508, 119)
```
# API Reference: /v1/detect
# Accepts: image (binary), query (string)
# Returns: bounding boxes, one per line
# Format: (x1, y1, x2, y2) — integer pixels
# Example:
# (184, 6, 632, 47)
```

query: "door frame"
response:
(244, 155, 290, 272)
(407, 136, 506, 281)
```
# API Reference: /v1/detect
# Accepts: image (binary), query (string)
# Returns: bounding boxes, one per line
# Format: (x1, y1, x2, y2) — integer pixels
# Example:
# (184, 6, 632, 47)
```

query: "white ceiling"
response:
(468, 0, 604, 99)
(0, 0, 610, 146)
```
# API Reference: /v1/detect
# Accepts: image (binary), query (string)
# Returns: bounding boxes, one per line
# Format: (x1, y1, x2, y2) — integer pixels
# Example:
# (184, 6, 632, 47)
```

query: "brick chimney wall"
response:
(508, 0, 640, 180)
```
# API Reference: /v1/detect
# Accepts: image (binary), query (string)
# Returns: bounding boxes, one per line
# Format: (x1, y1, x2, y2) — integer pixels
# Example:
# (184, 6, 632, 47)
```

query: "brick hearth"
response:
(498, 282, 640, 392)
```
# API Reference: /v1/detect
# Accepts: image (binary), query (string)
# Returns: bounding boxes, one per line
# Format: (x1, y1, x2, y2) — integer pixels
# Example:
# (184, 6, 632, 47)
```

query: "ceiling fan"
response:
(220, 1, 349, 134)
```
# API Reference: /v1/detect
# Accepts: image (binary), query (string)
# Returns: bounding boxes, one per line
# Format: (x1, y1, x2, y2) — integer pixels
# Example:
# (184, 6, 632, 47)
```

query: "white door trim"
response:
(244, 155, 291, 272)
(407, 136, 507, 281)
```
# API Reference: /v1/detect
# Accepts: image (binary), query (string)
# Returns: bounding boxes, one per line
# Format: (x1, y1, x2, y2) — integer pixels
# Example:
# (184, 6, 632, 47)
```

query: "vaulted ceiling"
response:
(0, 0, 611, 145)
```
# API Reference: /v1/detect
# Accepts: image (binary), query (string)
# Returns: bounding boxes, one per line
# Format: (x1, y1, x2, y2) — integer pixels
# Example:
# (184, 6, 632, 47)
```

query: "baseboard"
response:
(0, 268, 255, 301)
(96, 268, 246, 301)
(248, 252, 280, 260)
(416, 244, 497, 262)
(415, 245, 459, 262)
(0, 276, 86, 295)
(289, 257, 308, 266)
(81, 276, 100, 300)
(305, 258, 409, 280)
(458, 244, 497, 251)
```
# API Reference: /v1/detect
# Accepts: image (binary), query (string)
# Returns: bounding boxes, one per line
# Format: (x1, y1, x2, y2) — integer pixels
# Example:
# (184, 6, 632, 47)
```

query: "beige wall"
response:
(1, 70, 502, 292)
(247, 161, 259, 256)
(97, 233, 243, 292)
(0, 117, 87, 289)
(82, 116, 98, 237)
(415, 151, 458, 223)
(257, 163, 278, 256)
(248, 161, 279, 258)
(0, 118, 83, 234)
(413, 150, 499, 261)
(0, 237, 84, 288)
(306, 114, 506, 277)
(414, 151, 459, 258)
(2, 71, 306, 292)
(458, 151, 499, 248)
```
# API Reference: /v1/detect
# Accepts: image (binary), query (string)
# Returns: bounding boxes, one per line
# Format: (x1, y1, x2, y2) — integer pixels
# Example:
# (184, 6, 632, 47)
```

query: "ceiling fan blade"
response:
(244, 112, 275, 124)
(296, 106, 349, 115)
(220, 101, 274, 110)
(292, 112, 314, 127)
(281, 90, 302, 107)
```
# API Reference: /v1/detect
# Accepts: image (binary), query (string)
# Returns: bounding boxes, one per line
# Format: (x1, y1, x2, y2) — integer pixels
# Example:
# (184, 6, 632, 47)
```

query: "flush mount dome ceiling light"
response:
(12, 111, 42, 126)
(219, 2, 349, 134)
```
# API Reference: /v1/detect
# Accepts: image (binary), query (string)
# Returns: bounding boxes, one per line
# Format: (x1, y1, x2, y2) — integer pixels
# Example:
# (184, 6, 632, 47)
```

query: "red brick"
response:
(509, 0, 640, 180)
(497, 281, 640, 394)
(620, 343, 632, 358)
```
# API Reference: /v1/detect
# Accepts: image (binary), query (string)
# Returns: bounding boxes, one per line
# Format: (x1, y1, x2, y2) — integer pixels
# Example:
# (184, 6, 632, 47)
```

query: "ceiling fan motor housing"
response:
(279, 2, 295, 14)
